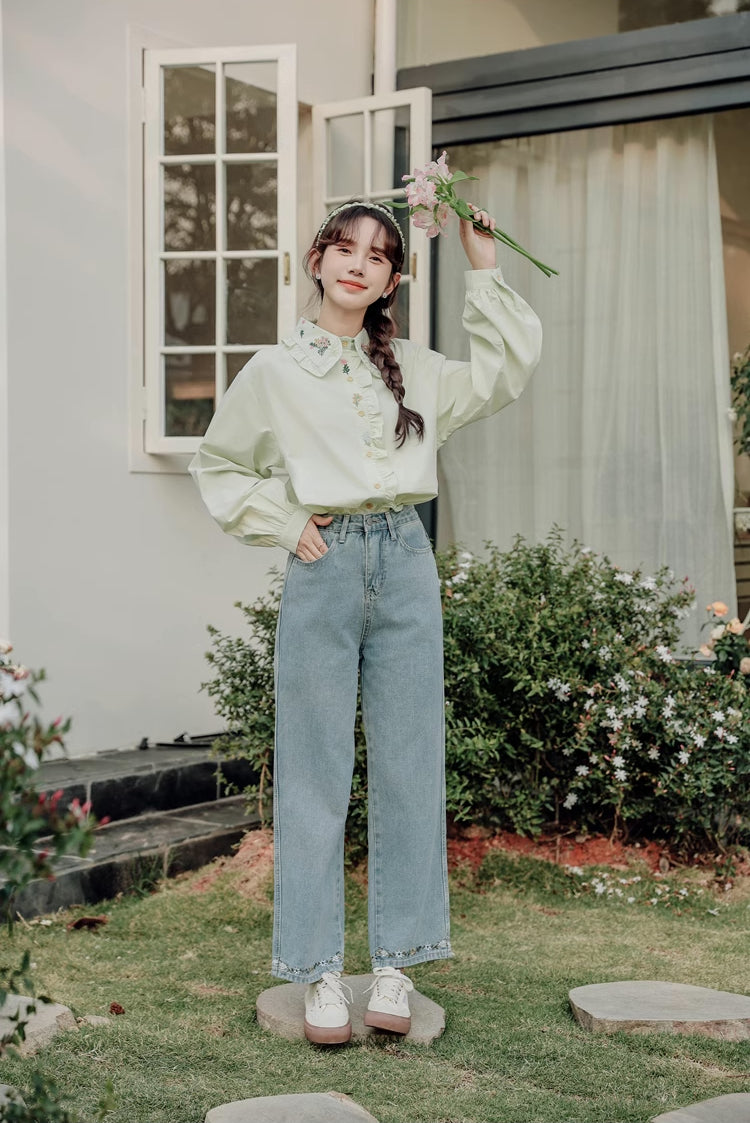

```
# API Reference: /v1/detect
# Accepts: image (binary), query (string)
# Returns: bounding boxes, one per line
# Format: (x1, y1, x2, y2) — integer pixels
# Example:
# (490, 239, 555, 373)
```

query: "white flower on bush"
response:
(546, 677, 571, 701)
(0, 699, 20, 726)
(715, 726, 726, 740)
(581, 639, 590, 649)
(711, 710, 725, 723)
(613, 674, 629, 694)
(726, 734, 738, 745)
(576, 765, 589, 776)
(612, 754, 625, 768)
(711, 625, 726, 641)
(563, 792, 578, 809)
(614, 768, 628, 782)
(655, 645, 673, 663)
(598, 645, 612, 661)
(639, 577, 657, 591)
(0, 669, 29, 699)
(12, 740, 39, 771)
(634, 696, 648, 717)
(678, 749, 690, 764)
(614, 572, 634, 585)
(648, 746, 660, 760)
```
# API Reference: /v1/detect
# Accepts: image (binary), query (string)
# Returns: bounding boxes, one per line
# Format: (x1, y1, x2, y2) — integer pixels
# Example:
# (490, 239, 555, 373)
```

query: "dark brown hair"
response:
(304, 203, 424, 447)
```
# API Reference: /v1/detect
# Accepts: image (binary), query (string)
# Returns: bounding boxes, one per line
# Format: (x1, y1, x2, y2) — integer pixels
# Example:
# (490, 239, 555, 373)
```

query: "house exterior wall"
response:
(2, 0, 373, 755)
(396, 0, 618, 69)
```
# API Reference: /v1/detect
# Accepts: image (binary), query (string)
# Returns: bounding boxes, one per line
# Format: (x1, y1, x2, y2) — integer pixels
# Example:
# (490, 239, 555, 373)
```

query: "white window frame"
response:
(133, 43, 297, 463)
(312, 87, 432, 346)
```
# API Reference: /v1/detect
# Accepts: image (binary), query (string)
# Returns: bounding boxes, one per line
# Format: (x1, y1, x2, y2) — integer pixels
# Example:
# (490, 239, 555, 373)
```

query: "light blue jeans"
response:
(271, 507, 452, 983)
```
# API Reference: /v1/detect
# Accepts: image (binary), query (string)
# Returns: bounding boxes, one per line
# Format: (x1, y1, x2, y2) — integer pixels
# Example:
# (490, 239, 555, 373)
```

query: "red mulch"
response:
(446, 824, 666, 874)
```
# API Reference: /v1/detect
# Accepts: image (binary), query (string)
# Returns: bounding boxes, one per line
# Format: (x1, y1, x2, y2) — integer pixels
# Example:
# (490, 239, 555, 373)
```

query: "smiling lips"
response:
(338, 279, 367, 290)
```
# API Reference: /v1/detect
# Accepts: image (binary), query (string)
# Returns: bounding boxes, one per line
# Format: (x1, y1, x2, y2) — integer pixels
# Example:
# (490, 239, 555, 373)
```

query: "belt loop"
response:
(339, 515, 350, 543)
(384, 510, 396, 540)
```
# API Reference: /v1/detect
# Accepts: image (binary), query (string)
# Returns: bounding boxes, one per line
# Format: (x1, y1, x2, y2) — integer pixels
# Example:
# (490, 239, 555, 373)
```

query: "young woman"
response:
(190, 199, 542, 1044)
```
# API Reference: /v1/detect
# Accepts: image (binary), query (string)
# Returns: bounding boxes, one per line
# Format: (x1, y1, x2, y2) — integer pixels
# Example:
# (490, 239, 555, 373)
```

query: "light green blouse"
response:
(189, 267, 542, 553)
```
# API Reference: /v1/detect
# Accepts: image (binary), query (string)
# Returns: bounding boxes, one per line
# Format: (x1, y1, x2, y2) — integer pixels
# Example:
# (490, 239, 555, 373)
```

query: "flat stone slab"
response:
(652, 1093, 750, 1122)
(570, 981, 750, 1040)
(256, 974, 444, 1045)
(0, 994, 77, 1054)
(205, 1092, 378, 1122)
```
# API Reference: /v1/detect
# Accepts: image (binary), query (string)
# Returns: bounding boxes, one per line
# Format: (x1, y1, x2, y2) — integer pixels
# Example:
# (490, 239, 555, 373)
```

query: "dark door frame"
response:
(398, 12, 750, 145)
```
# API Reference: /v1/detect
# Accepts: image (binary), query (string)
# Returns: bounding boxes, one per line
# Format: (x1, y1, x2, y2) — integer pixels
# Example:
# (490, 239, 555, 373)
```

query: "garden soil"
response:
(187, 825, 750, 898)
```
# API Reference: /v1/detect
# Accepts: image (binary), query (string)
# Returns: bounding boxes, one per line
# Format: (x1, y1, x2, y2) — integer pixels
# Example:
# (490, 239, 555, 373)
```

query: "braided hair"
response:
(304, 203, 425, 447)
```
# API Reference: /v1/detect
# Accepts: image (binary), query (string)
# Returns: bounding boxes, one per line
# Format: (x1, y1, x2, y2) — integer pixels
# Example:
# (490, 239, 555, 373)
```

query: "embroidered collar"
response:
(282, 318, 371, 377)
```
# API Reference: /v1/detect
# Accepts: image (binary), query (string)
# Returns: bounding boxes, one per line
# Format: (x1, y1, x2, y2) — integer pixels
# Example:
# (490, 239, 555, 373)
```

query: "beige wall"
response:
(397, 0, 619, 69)
(2, 0, 373, 756)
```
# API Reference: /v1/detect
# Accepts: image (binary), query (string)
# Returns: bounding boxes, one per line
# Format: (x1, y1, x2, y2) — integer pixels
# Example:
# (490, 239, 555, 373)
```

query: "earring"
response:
(315, 273, 321, 280)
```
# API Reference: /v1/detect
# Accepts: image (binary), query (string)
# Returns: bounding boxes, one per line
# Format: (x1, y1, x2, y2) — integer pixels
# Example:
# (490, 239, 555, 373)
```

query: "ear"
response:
(383, 272, 401, 298)
(309, 249, 323, 280)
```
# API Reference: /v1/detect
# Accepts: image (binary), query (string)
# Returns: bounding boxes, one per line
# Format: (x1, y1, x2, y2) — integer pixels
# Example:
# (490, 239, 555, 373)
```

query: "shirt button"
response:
(347, 376, 353, 382)
(374, 483, 382, 490)
(366, 451, 372, 458)
(358, 410, 365, 416)
(365, 502, 374, 510)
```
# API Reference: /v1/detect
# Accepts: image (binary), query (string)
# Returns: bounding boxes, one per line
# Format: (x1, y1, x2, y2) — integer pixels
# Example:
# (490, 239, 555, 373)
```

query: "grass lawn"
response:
(1, 838, 749, 1123)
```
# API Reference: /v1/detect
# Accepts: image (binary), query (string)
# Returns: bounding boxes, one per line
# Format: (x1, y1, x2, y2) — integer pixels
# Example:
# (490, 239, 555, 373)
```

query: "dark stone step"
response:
(35, 745, 257, 824)
(4, 795, 260, 919)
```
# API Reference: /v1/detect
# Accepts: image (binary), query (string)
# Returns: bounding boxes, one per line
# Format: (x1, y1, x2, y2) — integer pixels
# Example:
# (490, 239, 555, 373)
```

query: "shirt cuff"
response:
(277, 507, 313, 554)
(465, 266, 506, 289)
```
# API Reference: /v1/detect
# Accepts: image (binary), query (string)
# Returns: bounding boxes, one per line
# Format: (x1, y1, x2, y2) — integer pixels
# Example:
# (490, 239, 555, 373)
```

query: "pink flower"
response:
(727, 618, 744, 634)
(740, 657, 750, 675)
(707, 600, 729, 617)
(412, 203, 451, 238)
(404, 174, 438, 210)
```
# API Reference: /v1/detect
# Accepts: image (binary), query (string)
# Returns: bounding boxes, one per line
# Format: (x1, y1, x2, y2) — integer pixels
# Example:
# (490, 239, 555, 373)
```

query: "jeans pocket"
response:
(395, 518, 433, 555)
(292, 527, 339, 566)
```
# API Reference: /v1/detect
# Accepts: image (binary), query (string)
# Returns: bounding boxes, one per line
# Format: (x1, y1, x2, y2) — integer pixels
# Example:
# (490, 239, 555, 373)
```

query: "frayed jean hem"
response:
(371, 941, 454, 971)
(271, 952, 344, 985)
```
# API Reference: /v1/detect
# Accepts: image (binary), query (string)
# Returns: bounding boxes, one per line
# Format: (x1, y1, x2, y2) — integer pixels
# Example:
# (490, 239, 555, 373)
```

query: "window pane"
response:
(328, 115, 365, 198)
(226, 259, 277, 345)
(165, 354, 215, 436)
(225, 61, 277, 154)
(163, 66, 215, 156)
(164, 164, 215, 252)
(226, 162, 278, 250)
(226, 352, 254, 387)
(392, 278, 410, 339)
(164, 260, 216, 346)
(372, 105, 412, 195)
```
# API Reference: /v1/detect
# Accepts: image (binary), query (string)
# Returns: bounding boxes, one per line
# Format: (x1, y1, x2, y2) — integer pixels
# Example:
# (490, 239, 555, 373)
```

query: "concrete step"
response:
(35, 743, 256, 824)
(6, 794, 261, 920)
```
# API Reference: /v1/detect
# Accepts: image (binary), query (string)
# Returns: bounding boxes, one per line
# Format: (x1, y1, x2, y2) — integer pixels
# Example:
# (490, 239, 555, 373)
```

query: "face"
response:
(314, 216, 401, 319)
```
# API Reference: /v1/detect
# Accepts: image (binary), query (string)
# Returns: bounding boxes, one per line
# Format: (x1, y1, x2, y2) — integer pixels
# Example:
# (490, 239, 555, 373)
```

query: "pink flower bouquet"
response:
(397, 151, 558, 278)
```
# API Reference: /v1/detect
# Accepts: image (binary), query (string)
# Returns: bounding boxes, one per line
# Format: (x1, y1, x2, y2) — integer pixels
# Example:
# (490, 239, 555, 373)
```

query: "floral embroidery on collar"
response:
(309, 336, 332, 357)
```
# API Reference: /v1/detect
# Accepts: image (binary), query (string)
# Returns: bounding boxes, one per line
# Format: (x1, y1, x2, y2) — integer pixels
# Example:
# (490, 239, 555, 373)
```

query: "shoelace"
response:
(364, 967, 414, 1006)
(313, 971, 353, 1010)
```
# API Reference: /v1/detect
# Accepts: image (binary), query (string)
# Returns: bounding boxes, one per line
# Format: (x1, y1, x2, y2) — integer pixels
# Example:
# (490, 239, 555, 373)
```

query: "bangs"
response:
(318, 206, 404, 269)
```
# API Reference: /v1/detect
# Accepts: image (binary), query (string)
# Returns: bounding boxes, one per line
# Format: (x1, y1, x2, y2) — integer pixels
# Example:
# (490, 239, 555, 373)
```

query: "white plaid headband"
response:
(315, 201, 405, 250)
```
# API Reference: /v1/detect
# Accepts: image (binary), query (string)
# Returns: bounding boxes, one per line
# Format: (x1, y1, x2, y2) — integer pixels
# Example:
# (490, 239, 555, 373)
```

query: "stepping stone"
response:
(0, 993, 77, 1055)
(256, 974, 444, 1045)
(0, 1085, 25, 1107)
(652, 1093, 750, 1122)
(205, 1091, 379, 1122)
(569, 981, 750, 1040)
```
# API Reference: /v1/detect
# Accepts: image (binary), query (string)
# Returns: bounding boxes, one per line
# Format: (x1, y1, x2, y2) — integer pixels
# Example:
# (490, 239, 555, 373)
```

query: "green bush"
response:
(0, 641, 113, 1122)
(202, 530, 750, 856)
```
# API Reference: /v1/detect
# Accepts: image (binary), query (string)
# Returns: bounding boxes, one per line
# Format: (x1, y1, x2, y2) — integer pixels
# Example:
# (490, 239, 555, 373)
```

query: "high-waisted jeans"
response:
(271, 506, 453, 983)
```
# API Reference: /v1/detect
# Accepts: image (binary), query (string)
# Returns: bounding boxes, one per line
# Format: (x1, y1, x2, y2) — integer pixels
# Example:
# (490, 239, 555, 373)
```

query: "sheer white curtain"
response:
(436, 116, 735, 645)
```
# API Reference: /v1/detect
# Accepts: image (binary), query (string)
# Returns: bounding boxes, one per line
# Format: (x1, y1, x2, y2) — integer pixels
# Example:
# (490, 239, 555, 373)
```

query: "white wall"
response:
(3, 0, 374, 755)
(0, 3, 8, 640)
(397, 0, 618, 68)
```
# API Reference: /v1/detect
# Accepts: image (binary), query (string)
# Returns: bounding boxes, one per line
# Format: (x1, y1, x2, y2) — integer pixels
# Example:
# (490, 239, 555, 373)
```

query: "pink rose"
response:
(740, 657, 750, 675)
(707, 600, 729, 617)
(728, 618, 744, 634)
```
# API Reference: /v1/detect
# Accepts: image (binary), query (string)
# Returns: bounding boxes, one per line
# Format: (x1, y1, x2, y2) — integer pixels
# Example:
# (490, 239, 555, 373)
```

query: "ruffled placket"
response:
(342, 335, 400, 510)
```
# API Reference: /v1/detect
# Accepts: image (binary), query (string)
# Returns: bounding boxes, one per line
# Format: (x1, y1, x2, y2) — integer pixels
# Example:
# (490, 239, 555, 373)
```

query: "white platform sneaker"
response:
(303, 971, 353, 1045)
(363, 966, 414, 1034)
